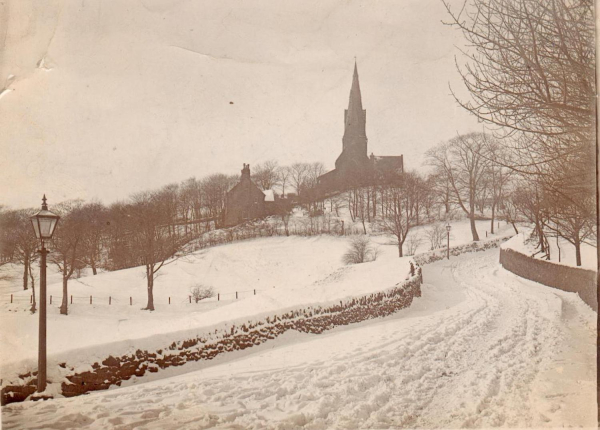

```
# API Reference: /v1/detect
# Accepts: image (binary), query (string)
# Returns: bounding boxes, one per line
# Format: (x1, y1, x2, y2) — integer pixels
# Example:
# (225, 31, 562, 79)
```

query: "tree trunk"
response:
(574, 238, 582, 267)
(469, 213, 480, 241)
(29, 263, 36, 314)
(23, 255, 29, 290)
(490, 204, 495, 234)
(511, 222, 519, 234)
(145, 265, 155, 310)
(60, 271, 68, 315)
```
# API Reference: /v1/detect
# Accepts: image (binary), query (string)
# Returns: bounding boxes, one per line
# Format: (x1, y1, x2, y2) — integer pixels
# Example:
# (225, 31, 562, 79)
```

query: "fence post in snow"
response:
(254, 289, 256, 295)
(30, 295, 32, 304)
(189, 295, 191, 303)
(168, 297, 170, 304)
(50, 295, 52, 304)
(90, 295, 92, 305)
(109, 296, 111, 305)
(10, 294, 12, 303)
(130, 297, 132, 306)
(218, 293, 220, 301)
(236, 291, 238, 299)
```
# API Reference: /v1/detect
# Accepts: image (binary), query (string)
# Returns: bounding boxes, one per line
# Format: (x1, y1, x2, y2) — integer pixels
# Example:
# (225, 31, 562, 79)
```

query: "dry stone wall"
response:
(2, 272, 422, 405)
(499, 247, 597, 311)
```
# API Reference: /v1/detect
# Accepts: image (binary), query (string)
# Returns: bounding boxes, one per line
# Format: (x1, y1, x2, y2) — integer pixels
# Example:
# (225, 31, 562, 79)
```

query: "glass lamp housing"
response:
(30, 197, 60, 240)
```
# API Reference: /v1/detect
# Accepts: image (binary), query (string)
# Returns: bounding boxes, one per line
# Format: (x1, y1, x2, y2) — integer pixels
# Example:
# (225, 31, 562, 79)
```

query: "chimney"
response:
(241, 163, 251, 181)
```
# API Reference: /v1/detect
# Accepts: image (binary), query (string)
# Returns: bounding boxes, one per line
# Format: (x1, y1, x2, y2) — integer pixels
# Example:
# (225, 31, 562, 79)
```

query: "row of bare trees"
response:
(252, 160, 326, 198)
(439, 0, 596, 266)
(0, 159, 326, 313)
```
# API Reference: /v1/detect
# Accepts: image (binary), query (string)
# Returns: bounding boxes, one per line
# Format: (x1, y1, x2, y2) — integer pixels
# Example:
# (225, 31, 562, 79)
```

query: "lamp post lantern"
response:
(446, 222, 452, 260)
(30, 195, 60, 393)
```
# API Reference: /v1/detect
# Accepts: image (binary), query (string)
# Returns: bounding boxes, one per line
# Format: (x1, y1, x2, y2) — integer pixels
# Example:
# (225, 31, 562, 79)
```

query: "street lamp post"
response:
(30, 195, 60, 393)
(446, 222, 452, 260)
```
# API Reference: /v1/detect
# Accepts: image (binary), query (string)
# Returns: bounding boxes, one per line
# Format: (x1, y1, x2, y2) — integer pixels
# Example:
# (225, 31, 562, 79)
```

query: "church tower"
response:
(335, 61, 369, 172)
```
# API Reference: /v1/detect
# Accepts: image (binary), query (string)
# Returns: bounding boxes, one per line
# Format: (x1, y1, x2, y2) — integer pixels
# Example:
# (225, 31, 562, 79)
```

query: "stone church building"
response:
(318, 62, 404, 194)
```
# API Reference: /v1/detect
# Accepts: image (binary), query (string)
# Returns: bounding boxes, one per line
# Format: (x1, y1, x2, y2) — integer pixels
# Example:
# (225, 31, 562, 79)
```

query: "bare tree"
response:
(444, 0, 595, 223)
(512, 180, 548, 254)
(50, 200, 86, 315)
(426, 133, 492, 241)
(377, 173, 418, 257)
(501, 194, 520, 235)
(486, 142, 512, 234)
(202, 173, 237, 220)
(544, 190, 595, 267)
(128, 191, 187, 311)
(78, 202, 108, 275)
(289, 163, 310, 196)
(0, 209, 38, 290)
(252, 160, 280, 191)
(277, 166, 292, 198)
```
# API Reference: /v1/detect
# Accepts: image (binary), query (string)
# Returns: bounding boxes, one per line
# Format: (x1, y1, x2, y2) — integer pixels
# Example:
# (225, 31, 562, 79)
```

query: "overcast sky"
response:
(0, 0, 481, 210)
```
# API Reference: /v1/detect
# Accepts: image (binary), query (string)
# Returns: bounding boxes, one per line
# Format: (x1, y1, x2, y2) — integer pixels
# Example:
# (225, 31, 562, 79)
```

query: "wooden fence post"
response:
(130, 297, 132, 306)
(236, 291, 238, 299)
(218, 293, 220, 301)
(90, 295, 92, 305)
(71, 295, 73, 304)
(169, 297, 171, 305)
(10, 294, 12, 303)
(254, 289, 256, 295)
(109, 296, 111, 305)
(30, 295, 32, 304)
(50, 295, 52, 304)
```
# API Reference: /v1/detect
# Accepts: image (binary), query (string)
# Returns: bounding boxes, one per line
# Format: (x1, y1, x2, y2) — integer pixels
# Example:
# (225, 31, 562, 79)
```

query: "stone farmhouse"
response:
(222, 164, 287, 227)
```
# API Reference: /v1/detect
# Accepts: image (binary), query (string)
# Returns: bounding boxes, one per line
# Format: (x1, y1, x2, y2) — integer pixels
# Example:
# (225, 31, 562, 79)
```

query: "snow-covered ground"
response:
(0, 219, 514, 381)
(502, 231, 597, 270)
(1, 235, 410, 381)
(2, 249, 595, 429)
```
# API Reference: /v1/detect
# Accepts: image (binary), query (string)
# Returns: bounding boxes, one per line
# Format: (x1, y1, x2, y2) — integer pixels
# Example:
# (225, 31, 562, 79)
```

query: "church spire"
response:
(336, 60, 368, 170)
(347, 60, 363, 117)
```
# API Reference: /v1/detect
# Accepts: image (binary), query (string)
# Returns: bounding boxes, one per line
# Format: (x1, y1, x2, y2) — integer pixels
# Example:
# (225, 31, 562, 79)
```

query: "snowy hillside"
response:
(2, 249, 595, 429)
(0, 218, 513, 385)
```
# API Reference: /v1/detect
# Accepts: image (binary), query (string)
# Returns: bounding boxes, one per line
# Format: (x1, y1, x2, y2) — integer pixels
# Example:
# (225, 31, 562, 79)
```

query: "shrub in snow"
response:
(343, 235, 378, 265)
(191, 285, 215, 303)
(425, 223, 446, 251)
(405, 234, 423, 256)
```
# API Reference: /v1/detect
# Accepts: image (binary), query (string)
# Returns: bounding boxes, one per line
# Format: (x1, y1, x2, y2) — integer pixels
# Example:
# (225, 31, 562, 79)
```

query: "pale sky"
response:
(0, 0, 480, 210)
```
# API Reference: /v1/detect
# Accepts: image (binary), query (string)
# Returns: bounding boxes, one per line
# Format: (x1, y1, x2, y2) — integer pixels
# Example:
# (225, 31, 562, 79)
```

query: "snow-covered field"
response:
(2, 249, 595, 429)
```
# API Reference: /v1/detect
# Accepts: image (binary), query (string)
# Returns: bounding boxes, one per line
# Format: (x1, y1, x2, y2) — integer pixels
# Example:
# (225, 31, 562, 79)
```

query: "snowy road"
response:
(2, 249, 596, 429)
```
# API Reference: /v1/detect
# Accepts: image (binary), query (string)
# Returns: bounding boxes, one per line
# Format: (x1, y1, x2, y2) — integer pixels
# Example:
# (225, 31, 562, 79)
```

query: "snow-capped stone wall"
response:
(413, 236, 510, 266)
(499, 247, 597, 311)
(1, 271, 422, 405)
